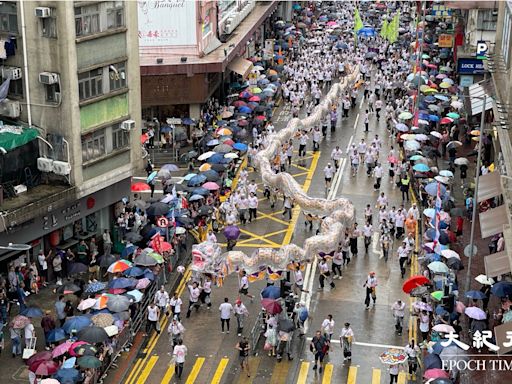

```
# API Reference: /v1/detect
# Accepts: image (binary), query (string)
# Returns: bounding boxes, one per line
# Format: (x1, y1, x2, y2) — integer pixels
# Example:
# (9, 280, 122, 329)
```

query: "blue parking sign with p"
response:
(477, 40, 488, 59)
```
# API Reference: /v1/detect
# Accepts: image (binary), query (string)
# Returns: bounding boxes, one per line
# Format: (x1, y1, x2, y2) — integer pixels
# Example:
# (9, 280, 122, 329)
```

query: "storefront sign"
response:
(138, 0, 197, 47)
(438, 34, 453, 48)
(457, 58, 485, 74)
(166, 118, 182, 125)
(459, 75, 474, 88)
(431, 4, 452, 18)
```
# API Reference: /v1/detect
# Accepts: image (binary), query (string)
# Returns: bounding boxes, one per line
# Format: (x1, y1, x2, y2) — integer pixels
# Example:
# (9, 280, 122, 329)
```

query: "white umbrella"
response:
(447, 140, 463, 149)
(451, 100, 463, 109)
(430, 131, 442, 139)
(224, 153, 239, 159)
(439, 170, 454, 177)
(415, 134, 429, 141)
(104, 325, 119, 337)
(198, 151, 216, 161)
(77, 298, 96, 311)
(475, 274, 495, 285)
(253, 65, 264, 71)
(435, 175, 450, 184)
(404, 140, 421, 151)
(441, 249, 460, 260)
(454, 157, 469, 166)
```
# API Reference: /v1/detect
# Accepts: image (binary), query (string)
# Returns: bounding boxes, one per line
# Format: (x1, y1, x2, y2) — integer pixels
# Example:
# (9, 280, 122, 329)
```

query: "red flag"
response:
(151, 232, 163, 253)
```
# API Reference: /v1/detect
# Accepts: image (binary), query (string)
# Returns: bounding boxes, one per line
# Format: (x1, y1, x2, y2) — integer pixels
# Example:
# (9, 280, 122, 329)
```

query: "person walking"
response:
(400, 174, 410, 202)
(324, 162, 335, 190)
(172, 339, 187, 379)
(236, 337, 251, 378)
(185, 281, 202, 318)
(145, 302, 160, 336)
(167, 316, 185, 348)
(391, 300, 406, 336)
(219, 297, 234, 334)
(154, 285, 170, 317)
(102, 230, 113, 257)
(397, 241, 409, 278)
(331, 146, 343, 169)
(389, 363, 400, 384)
(363, 272, 378, 309)
(283, 196, 293, 221)
(350, 223, 360, 258)
(264, 324, 278, 357)
(332, 247, 343, 279)
(321, 314, 335, 341)
(318, 258, 335, 291)
(380, 232, 392, 262)
(200, 276, 212, 309)
(170, 291, 183, 320)
(248, 192, 258, 223)
(234, 299, 249, 336)
(339, 322, 354, 362)
(10, 325, 21, 358)
(310, 330, 329, 373)
(55, 295, 67, 327)
(24, 319, 35, 350)
(404, 339, 420, 377)
(362, 222, 373, 255)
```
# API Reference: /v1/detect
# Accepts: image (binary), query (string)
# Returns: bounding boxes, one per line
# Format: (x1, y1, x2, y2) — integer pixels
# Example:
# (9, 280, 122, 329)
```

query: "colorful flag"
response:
(380, 19, 389, 39)
(387, 11, 400, 44)
(354, 8, 364, 33)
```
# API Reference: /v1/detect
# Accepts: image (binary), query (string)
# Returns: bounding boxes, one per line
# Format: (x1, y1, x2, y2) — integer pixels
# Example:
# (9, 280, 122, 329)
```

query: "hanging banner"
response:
(438, 34, 453, 48)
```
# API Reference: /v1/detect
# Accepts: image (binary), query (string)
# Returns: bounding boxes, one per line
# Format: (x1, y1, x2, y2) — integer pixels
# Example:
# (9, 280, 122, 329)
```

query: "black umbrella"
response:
(210, 164, 227, 172)
(200, 170, 220, 182)
(124, 232, 143, 242)
(146, 202, 170, 217)
(77, 326, 109, 343)
(68, 263, 88, 275)
(176, 217, 194, 227)
(424, 353, 442, 370)
(56, 283, 81, 294)
(446, 258, 464, 271)
(133, 253, 158, 267)
(278, 319, 295, 332)
(198, 206, 214, 216)
(139, 224, 155, 238)
(99, 254, 117, 268)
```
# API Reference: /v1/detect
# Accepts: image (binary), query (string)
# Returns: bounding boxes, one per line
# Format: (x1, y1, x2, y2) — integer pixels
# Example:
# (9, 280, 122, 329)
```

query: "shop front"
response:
(0, 178, 130, 273)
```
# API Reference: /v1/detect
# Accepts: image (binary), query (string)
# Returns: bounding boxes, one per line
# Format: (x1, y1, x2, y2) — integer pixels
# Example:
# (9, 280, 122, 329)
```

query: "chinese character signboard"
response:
(495, 322, 512, 355)
(438, 34, 453, 48)
(138, 0, 197, 47)
(431, 4, 452, 18)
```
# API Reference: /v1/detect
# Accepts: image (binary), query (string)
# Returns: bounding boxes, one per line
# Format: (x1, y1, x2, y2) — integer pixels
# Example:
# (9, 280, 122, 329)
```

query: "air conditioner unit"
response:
(121, 119, 135, 131)
(52, 161, 71, 176)
(14, 184, 27, 195)
(53, 92, 61, 103)
(39, 72, 59, 85)
(224, 19, 234, 34)
(0, 100, 20, 118)
(37, 157, 54, 172)
(1, 66, 22, 80)
(35, 7, 51, 18)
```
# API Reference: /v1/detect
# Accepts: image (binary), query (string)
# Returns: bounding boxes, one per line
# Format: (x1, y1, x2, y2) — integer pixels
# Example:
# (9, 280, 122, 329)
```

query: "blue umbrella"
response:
(233, 142, 248, 151)
(182, 118, 196, 125)
(395, 123, 409, 132)
(428, 115, 440, 122)
(491, 281, 512, 297)
(143, 269, 155, 280)
(207, 139, 220, 146)
(84, 281, 107, 294)
(432, 339, 449, 354)
(121, 245, 137, 259)
(159, 125, 172, 133)
(20, 307, 44, 318)
(47, 328, 67, 342)
(123, 266, 144, 277)
(258, 79, 270, 86)
(189, 194, 205, 202)
(413, 163, 430, 172)
(435, 305, 449, 316)
(161, 164, 179, 172)
(465, 290, 487, 300)
(62, 357, 76, 369)
(63, 316, 92, 334)
(55, 368, 81, 383)
(238, 106, 252, 114)
(292, 4, 301, 10)
(183, 173, 197, 181)
(434, 94, 449, 101)
(217, 120, 228, 127)
(418, 113, 429, 120)
(261, 286, 281, 299)
(201, 169, 220, 181)
(425, 182, 446, 196)
(207, 154, 224, 164)
(192, 187, 209, 196)
(424, 353, 443, 370)
(146, 171, 158, 183)
(187, 174, 207, 187)
(108, 278, 137, 289)
(424, 96, 436, 103)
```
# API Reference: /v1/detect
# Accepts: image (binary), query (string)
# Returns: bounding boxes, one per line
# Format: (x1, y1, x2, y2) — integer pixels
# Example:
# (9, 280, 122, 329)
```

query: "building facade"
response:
(0, 0, 141, 270)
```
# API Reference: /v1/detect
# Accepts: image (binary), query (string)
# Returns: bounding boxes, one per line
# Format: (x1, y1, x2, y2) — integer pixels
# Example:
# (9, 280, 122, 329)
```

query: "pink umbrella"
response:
(136, 278, 151, 289)
(248, 96, 260, 102)
(423, 368, 449, 379)
(51, 340, 73, 358)
(202, 182, 220, 190)
(69, 341, 89, 357)
(326, 21, 337, 26)
(455, 300, 466, 314)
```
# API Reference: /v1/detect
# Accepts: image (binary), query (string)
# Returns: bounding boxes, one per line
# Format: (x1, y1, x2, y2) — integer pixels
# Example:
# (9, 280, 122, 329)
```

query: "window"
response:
(0, 2, 18, 34)
(8, 78, 23, 97)
(106, 1, 124, 30)
(112, 123, 129, 150)
(109, 62, 127, 92)
(82, 129, 106, 162)
(75, 2, 124, 37)
(45, 83, 60, 103)
(75, 4, 100, 37)
(42, 16, 57, 38)
(78, 68, 103, 100)
(477, 9, 498, 31)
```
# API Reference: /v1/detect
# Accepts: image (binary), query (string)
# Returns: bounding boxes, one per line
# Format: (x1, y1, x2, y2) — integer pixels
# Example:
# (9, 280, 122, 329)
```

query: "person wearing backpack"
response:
(310, 330, 329, 373)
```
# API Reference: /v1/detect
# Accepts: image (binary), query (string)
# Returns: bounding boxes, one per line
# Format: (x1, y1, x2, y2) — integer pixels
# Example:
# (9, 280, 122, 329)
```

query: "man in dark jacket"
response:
(41, 310, 56, 350)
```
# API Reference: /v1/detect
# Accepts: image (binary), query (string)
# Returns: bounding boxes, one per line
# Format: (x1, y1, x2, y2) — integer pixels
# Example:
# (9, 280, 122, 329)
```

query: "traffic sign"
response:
(464, 244, 478, 258)
(157, 216, 169, 228)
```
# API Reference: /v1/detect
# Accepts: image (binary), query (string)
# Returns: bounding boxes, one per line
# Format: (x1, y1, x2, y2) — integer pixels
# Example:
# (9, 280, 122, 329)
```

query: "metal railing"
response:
(249, 310, 266, 354)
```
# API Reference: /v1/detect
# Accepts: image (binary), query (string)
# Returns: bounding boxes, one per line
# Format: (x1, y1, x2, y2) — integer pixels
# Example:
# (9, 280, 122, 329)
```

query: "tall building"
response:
(0, 1, 141, 270)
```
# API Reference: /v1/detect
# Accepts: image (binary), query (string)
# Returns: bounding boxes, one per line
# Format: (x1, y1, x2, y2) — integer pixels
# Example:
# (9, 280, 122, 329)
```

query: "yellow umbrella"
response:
(419, 85, 430, 92)
(422, 88, 436, 94)
(470, 130, 480, 136)
(268, 69, 278, 75)
(216, 128, 232, 136)
(251, 87, 262, 94)
(439, 82, 451, 89)
(489, 163, 495, 172)
(199, 163, 211, 172)
(472, 136, 480, 142)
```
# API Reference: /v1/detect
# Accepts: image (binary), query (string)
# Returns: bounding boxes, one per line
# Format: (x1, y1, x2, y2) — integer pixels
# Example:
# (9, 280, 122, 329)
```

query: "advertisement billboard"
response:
(138, 0, 197, 47)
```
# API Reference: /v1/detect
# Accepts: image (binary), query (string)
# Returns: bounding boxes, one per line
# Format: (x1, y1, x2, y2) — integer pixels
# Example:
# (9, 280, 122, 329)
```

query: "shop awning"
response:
(480, 205, 508, 238)
(0, 127, 39, 152)
(227, 56, 253, 78)
(484, 251, 511, 278)
(477, 171, 503, 203)
(469, 82, 493, 116)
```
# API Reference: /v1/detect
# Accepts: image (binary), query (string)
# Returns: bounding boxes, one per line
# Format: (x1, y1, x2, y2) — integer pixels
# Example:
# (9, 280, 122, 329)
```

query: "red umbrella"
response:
(238, 120, 249, 127)
(140, 133, 148, 144)
(108, 288, 126, 294)
(233, 100, 247, 107)
(440, 117, 453, 125)
(423, 368, 449, 379)
(427, 63, 437, 69)
(402, 275, 430, 294)
(69, 341, 89, 357)
(223, 139, 235, 146)
(131, 182, 150, 192)
(158, 241, 173, 252)
(29, 360, 60, 375)
(261, 298, 282, 315)
(255, 115, 266, 120)
(248, 96, 261, 102)
(26, 351, 53, 366)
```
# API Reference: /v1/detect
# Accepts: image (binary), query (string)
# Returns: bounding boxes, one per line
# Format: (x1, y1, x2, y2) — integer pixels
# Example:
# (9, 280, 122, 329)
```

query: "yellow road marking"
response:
(372, 368, 381, 383)
(239, 228, 281, 247)
(230, 243, 282, 248)
(254, 211, 291, 226)
(211, 358, 229, 384)
(236, 356, 260, 384)
(397, 371, 407, 384)
(297, 361, 310, 384)
(347, 366, 358, 384)
(322, 363, 334, 384)
(237, 228, 288, 245)
(269, 360, 290, 384)
(162, 364, 175, 384)
(136, 355, 159, 384)
(283, 151, 320, 245)
(185, 357, 205, 384)
(125, 358, 143, 384)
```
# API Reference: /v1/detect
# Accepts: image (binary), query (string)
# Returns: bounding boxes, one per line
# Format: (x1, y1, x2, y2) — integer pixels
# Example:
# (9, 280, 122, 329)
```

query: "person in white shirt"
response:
(374, 163, 383, 189)
(238, 195, 249, 225)
(201, 276, 212, 309)
(37, 250, 50, 287)
(234, 299, 249, 336)
(407, 203, 420, 221)
(363, 272, 378, 309)
(298, 131, 308, 157)
(219, 297, 234, 333)
(391, 300, 406, 335)
(362, 223, 373, 254)
(239, 270, 254, 301)
(364, 204, 373, 224)
(397, 241, 409, 278)
(332, 248, 343, 279)
(207, 230, 217, 243)
(186, 281, 202, 318)
(170, 292, 183, 320)
(321, 314, 335, 341)
(154, 285, 170, 316)
(167, 316, 185, 347)
(377, 192, 388, 209)
(331, 146, 343, 169)
(340, 322, 355, 361)
(395, 208, 406, 239)
(324, 163, 335, 188)
(247, 180, 258, 196)
(318, 258, 335, 290)
(145, 302, 160, 335)
(24, 320, 35, 349)
(172, 339, 188, 379)
(357, 139, 367, 162)
(248, 192, 258, 222)
(312, 127, 321, 152)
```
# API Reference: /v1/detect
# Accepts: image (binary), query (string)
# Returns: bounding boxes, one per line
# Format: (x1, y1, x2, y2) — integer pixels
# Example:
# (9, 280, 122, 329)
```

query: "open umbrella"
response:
(261, 298, 282, 315)
(425, 182, 446, 196)
(124, 232, 143, 243)
(123, 266, 144, 277)
(261, 285, 281, 300)
(107, 295, 131, 313)
(432, 324, 455, 334)
(68, 262, 88, 275)
(454, 157, 469, 166)
(131, 182, 150, 192)
(277, 318, 295, 332)
(379, 349, 408, 365)
(402, 275, 430, 294)
(26, 350, 53, 366)
(91, 313, 114, 328)
(10, 315, 30, 329)
(84, 281, 107, 294)
(108, 277, 137, 289)
(20, 307, 44, 318)
(465, 306, 487, 320)
(431, 291, 444, 301)
(424, 368, 449, 379)
(47, 328, 67, 342)
(77, 298, 97, 311)
(475, 275, 495, 285)
(107, 260, 131, 273)
(77, 326, 109, 343)
(224, 225, 240, 240)
(136, 278, 152, 290)
(424, 353, 443, 370)
(441, 250, 460, 260)
(491, 281, 512, 297)
(428, 261, 449, 274)
(72, 343, 98, 357)
(413, 163, 430, 172)
(77, 355, 102, 369)
(55, 368, 81, 383)
(126, 289, 144, 303)
(63, 316, 92, 334)
(30, 360, 60, 376)
(202, 181, 220, 190)
(51, 340, 73, 358)
(41, 379, 60, 384)
(146, 202, 170, 216)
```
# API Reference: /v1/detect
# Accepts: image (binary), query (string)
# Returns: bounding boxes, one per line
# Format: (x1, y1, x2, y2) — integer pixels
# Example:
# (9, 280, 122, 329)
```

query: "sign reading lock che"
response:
(476, 40, 488, 60)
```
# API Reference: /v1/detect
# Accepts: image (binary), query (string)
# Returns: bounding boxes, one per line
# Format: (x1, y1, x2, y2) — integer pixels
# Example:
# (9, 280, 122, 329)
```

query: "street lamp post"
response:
(464, 95, 487, 297)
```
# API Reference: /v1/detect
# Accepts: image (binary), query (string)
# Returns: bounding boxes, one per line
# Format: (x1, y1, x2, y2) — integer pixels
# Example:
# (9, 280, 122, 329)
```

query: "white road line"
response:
(305, 338, 404, 349)
(345, 135, 354, 153)
(359, 97, 364, 109)
(353, 113, 360, 130)
(371, 232, 380, 255)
